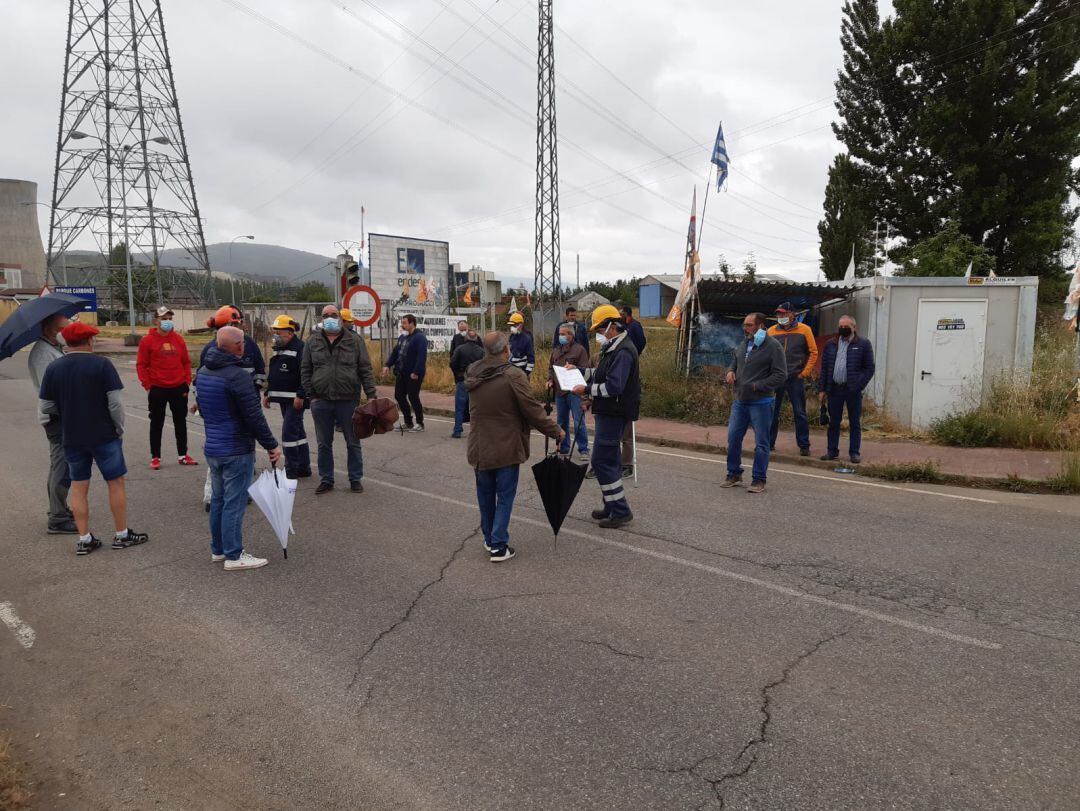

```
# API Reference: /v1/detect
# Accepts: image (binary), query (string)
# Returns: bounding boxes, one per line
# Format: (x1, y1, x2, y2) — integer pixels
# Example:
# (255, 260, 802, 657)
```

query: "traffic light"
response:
(344, 256, 360, 287)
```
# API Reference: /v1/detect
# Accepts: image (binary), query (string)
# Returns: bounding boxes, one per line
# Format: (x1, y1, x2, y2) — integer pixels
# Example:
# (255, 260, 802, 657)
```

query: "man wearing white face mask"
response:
(302, 304, 378, 493)
(721, 312, 787, 493)
(137, 305, 196, 470)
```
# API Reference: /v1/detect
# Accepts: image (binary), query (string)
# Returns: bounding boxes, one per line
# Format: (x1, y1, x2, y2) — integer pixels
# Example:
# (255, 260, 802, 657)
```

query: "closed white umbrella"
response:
(248, 467, 296, 558)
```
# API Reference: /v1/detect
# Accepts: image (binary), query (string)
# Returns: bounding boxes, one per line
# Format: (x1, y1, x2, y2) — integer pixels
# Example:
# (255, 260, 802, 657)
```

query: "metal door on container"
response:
(911, 299, 988, 428)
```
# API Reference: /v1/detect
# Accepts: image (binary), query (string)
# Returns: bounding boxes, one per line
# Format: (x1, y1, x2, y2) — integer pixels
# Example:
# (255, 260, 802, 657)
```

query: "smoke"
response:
(693, 312, 745, 370)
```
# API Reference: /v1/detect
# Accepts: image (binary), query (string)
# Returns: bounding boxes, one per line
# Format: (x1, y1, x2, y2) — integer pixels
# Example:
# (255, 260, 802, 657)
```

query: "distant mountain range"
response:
(63, 243, 335, 282)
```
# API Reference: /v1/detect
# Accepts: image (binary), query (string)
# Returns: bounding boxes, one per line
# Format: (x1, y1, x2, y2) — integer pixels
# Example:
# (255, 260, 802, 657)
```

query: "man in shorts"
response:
(38, 322, 149, 556)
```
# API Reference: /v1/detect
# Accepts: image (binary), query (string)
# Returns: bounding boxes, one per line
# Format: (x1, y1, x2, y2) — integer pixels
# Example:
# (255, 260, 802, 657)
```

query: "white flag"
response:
(1065, 262, 1080, 322)
(509, 296, 519, 313)
(843, 244, 856, 281)
(963, 261, 972, 278)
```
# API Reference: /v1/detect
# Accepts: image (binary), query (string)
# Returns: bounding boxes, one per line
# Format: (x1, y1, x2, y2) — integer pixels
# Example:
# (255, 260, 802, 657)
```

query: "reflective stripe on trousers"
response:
(592, 414, 630, 518)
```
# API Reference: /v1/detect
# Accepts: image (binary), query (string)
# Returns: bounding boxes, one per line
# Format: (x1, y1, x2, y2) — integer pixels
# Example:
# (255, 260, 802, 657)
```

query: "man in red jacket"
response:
(137, 305, 197, 470)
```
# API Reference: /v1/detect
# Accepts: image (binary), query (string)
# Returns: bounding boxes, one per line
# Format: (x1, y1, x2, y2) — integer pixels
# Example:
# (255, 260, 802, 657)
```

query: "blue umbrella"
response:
(0, 293, 89, 361)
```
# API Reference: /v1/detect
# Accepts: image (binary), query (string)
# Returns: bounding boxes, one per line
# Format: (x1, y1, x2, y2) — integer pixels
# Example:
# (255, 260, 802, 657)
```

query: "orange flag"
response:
(401, 276, 411, 299)
(417, 278, 429, 303)
(463, 285, 474, 305)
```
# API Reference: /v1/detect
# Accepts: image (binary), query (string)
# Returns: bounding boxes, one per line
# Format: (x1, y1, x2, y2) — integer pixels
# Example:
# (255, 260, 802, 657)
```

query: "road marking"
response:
(126, 409, 1002, 650)
(419, 416, 999, 504)
(0, 601, 36, 649)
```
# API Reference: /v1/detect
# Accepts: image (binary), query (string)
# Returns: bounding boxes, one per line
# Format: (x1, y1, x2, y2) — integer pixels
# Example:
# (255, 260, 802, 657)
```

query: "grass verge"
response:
(0, 734, 31, 811)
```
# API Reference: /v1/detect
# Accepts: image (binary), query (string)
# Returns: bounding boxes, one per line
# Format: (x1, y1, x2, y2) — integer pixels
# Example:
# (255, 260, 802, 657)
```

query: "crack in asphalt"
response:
(642, 630, 848, 809)
(475, 590, 574, 603)
(346, 526, 479, 704)
(571, 638, 654, 661)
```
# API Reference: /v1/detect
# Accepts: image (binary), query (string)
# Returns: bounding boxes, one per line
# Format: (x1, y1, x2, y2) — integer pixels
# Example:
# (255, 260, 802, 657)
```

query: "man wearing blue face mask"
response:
(721, 312, 787, 493)
(302, 303, 378, 493)
(137, 305, 195, 470)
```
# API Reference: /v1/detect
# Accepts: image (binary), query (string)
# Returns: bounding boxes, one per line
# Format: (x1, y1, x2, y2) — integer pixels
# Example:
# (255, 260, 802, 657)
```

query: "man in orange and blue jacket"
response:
(766, 302, 818, 456)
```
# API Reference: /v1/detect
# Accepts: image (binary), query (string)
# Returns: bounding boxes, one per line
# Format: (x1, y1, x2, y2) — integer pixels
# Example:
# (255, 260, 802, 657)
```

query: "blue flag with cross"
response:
(711, 122, 729, 190)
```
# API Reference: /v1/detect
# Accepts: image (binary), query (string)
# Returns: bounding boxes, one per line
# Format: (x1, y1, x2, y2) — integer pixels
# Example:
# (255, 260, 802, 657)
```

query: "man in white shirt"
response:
(28, 313, 76, 535)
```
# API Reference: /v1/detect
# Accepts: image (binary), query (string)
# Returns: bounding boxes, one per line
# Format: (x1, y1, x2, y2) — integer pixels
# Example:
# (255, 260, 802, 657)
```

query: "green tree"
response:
(742, 253, 757, 282)
(897, 220, 996, 277)
(827, 0, 1080, 277)
(819, 154, 876, 279)
(293, 281, 332, 302)
(717, 253, 732, 280)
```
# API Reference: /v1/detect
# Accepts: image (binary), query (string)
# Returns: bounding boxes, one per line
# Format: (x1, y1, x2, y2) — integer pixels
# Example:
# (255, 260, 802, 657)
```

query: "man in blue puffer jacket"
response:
(195, 326, 281, 572)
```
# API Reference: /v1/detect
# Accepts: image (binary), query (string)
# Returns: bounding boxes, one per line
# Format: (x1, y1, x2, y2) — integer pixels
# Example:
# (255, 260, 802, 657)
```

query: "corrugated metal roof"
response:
(696, 278, 857, 316)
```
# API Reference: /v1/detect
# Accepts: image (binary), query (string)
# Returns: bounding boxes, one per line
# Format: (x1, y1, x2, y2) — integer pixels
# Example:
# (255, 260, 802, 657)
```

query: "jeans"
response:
(827, 386, 863, 457)
(727, 399, 774, 482)
(65, 438, 128, 482)
(148, 384, 189, 458)
(769, 377, 810, 451)
(279, 401, 311, 475)
(395, 375, 424, 427)
(208, 452, 254, 561)
(453, 381, 468, 436)
(555, 392, 589, 454)
(475, 465, 520, 551)
(311, 398, 363, 484)
(44, 418, 73, 526)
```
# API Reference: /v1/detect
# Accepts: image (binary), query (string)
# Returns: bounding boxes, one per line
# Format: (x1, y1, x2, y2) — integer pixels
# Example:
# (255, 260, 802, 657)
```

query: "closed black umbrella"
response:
(0, 293, 88, 361)
(531, 453, 588, 545)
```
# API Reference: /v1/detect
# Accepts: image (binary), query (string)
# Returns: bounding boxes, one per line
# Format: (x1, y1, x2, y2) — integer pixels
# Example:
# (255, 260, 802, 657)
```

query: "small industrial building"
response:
(690, 275, 1038, 429)
(564, 290, 611, 312)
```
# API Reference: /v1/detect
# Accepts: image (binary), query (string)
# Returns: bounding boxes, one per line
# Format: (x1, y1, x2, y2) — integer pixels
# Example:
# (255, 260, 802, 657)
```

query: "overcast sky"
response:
(1, 0, 883, 286)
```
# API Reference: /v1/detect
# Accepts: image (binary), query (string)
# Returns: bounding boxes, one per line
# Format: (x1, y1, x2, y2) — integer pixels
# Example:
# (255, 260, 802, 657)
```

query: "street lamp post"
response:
(228, 235, 255, 305)
(70, 131, 169, 340)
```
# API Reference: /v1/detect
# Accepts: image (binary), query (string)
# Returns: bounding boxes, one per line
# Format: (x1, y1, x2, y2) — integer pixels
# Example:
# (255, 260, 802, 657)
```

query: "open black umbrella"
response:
(0, 293, 89, 361)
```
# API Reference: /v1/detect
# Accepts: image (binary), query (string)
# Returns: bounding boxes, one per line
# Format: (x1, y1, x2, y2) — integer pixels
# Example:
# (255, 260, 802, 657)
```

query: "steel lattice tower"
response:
(534, 0, 561, 318)
(47, 0, 211, 306)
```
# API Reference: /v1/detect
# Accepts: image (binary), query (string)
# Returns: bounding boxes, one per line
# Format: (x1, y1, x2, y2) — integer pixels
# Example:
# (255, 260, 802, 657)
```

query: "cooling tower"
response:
(0, 179, 47, 289)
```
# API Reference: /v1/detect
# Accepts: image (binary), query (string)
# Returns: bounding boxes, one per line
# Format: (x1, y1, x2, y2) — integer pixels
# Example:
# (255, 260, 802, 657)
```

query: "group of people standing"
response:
(723, 303, 875, 492)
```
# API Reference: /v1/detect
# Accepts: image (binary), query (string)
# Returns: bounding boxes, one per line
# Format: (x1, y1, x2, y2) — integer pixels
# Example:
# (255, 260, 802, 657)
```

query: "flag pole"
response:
(685, 166, 714, 376)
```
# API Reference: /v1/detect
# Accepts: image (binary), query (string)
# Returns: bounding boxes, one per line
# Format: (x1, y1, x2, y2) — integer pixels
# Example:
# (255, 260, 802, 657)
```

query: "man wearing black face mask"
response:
(819, 315, 875, 464)
(721, 312, 786, 493)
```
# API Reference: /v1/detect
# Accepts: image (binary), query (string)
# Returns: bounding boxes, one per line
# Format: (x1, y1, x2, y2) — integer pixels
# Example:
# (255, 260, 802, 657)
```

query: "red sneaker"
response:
(150, 457, 161, 471)
(178, 455, 199, 466)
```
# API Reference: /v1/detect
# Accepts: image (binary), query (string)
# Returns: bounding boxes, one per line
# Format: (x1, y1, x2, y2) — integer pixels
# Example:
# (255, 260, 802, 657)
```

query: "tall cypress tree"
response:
(819, 155, 875, 279)
(826, 0, 1080, 276)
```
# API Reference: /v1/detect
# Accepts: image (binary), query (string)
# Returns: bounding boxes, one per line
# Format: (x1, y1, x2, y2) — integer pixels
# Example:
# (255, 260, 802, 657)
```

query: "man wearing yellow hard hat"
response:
(340, 309, 355, 332)
(263, 315, 311, 478)
(567, 304, 640, 529)
(507, 311, 535, 377)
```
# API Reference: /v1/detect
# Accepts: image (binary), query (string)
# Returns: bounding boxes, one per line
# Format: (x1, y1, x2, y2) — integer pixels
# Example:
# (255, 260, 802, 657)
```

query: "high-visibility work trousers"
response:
(278, 401, 311, 476)
(592, 414, 631, 519)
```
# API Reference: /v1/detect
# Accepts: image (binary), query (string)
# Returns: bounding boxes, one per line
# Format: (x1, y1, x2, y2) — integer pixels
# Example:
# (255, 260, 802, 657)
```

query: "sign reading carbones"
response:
(53, 286, 98, 312)
(407, 313, 458, 352)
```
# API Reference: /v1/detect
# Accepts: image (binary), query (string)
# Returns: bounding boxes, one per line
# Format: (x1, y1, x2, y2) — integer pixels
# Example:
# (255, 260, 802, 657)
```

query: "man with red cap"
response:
(137, 304, 196, 470)
(38, 322, 149, 556)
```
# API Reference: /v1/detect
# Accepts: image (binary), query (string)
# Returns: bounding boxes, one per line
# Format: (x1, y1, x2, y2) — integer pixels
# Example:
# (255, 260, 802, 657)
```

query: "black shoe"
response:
(591, 509, 608, 521)
(820, 454, 838, 461)
(351, 480, 364, 493)
(76, 535, 102, 556)
(315, 481, 334, 495)
(204, 502, 211, 513)
(585, 468, 597, 479)
(489, 546, 515, 562)
(849, 453, 861, 464)
(599, 513, 633, 529)
(112, 529, 149, 550)
(451, 432, 462, 439)
(47, 520, 79, 535)
(799, 448, 810, 457)
(719, 475, 742, 488)
(748, 479, 767, 494)
(622, 465, 634, 477)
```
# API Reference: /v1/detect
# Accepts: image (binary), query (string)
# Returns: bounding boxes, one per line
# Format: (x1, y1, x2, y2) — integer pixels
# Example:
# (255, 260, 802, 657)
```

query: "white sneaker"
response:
(211, 553, 226, 563)
(224, 551, 268, 571)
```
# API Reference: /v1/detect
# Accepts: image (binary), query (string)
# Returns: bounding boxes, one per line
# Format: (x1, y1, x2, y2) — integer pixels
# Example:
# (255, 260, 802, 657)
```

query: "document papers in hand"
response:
(553, 365, 587, 392)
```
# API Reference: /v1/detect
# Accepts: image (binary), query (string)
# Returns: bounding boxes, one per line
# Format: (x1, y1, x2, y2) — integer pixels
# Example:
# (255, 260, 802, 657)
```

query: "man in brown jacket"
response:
(466, 332, 563, 562)
(546, 322, 590, 457)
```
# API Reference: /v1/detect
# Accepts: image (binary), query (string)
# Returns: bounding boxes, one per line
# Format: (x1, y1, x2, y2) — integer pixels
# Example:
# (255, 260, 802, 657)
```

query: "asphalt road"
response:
(2, 356, 1080, 810)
